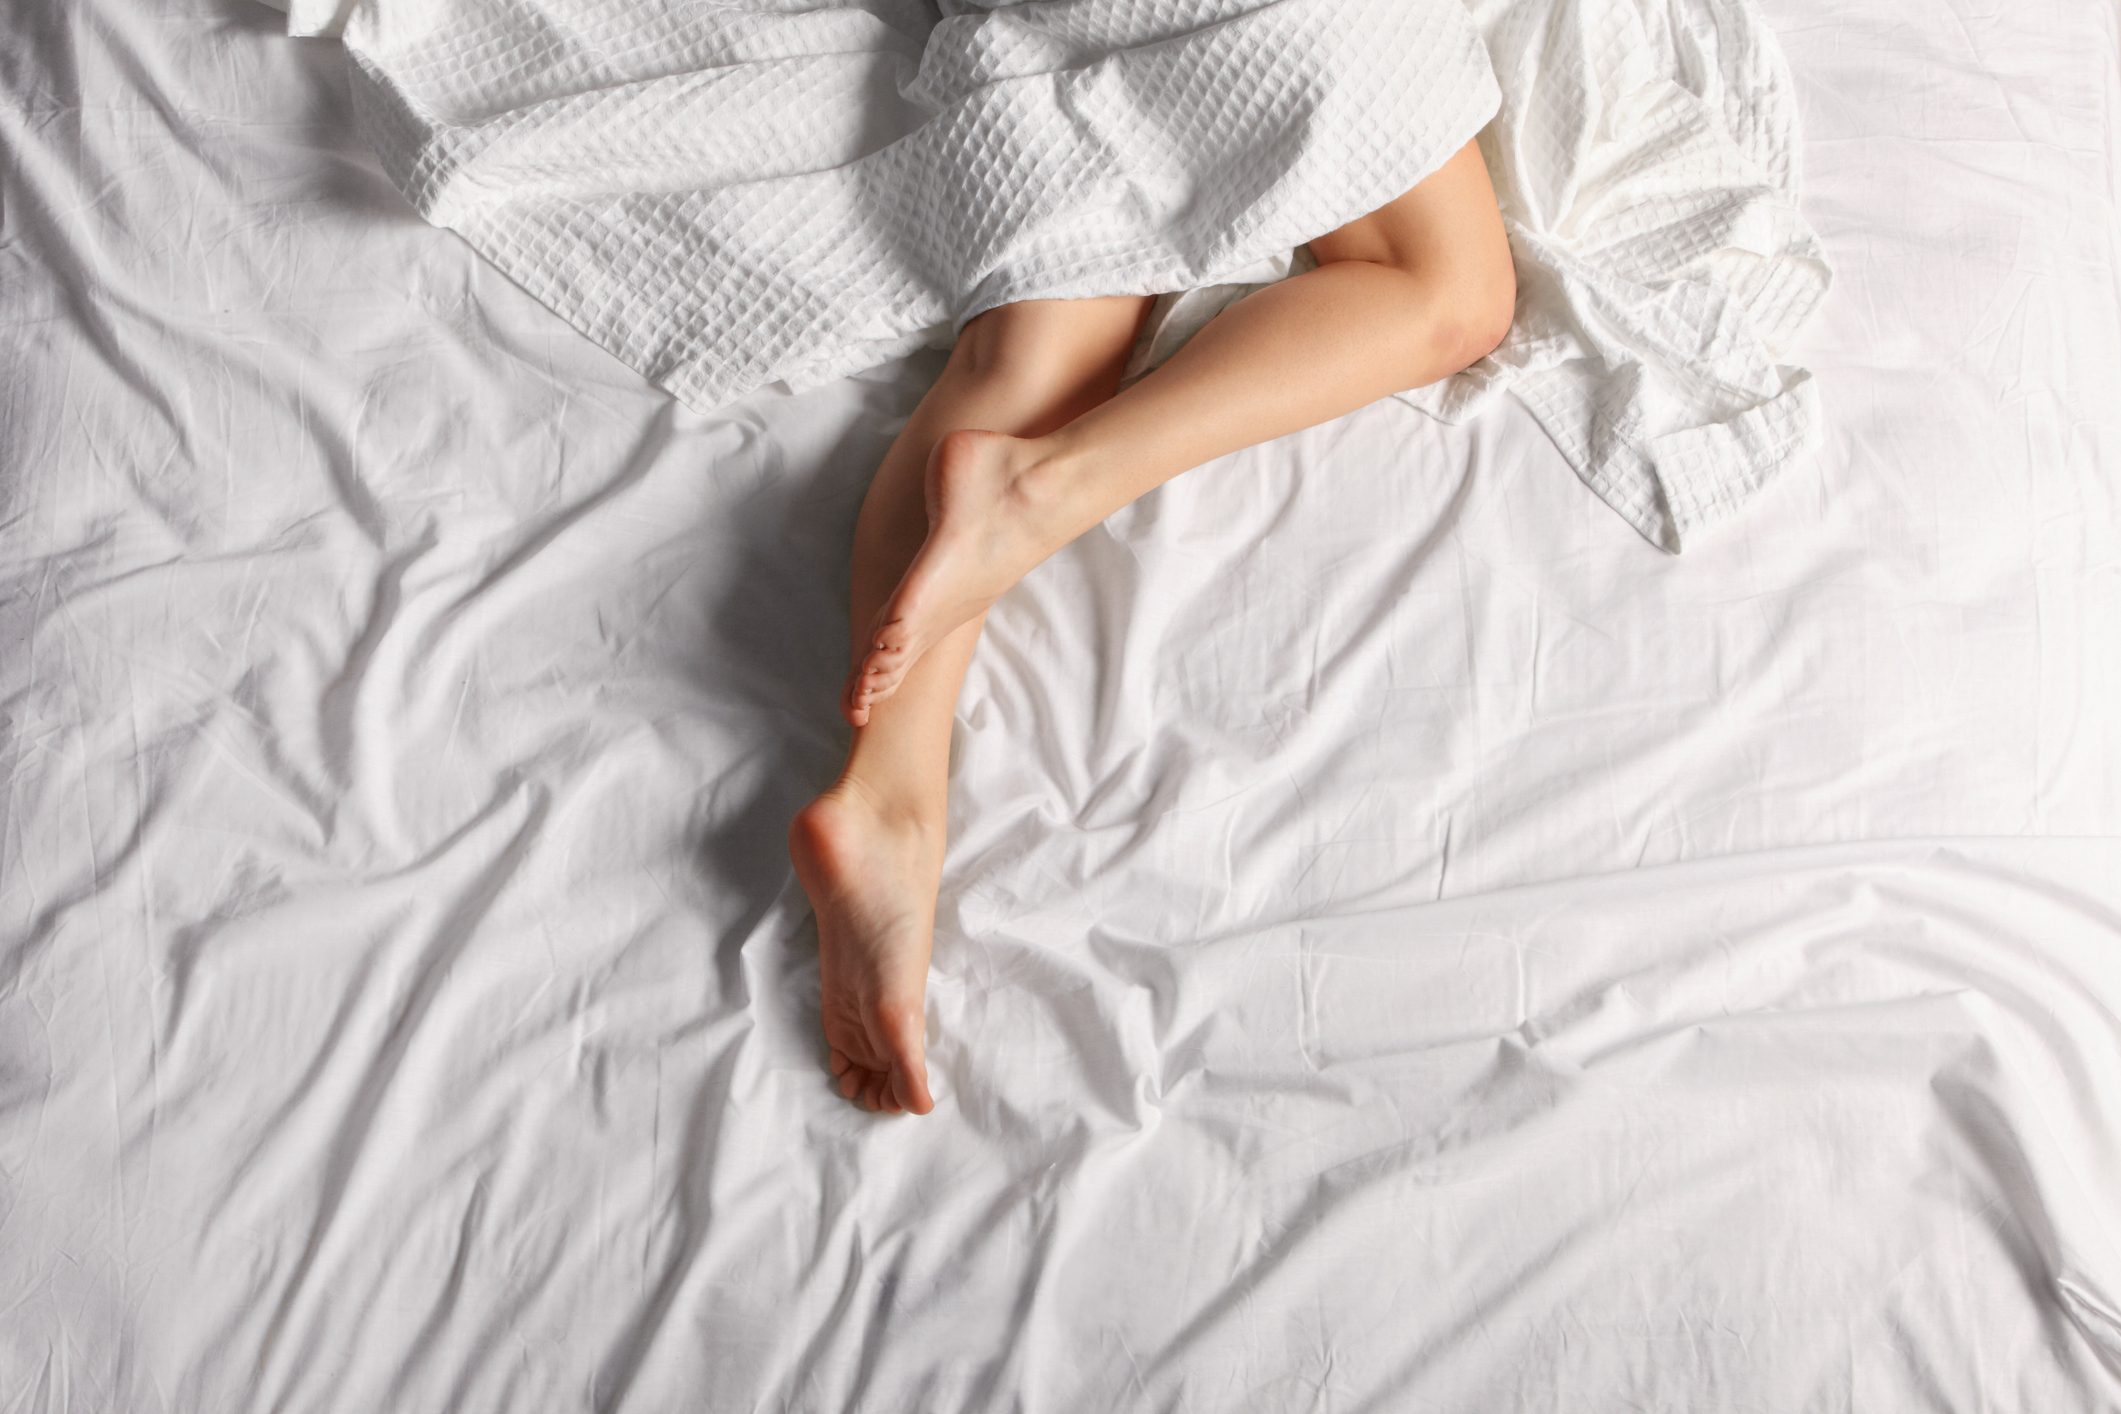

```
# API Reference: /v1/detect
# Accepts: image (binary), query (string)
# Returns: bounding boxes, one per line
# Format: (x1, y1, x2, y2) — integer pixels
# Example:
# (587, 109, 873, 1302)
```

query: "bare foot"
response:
(844, 428, 1065, 727)
(787, 779, 942, 1114)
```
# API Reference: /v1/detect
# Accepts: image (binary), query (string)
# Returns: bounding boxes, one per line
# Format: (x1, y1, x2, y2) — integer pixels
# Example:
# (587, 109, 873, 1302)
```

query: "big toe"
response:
(876, 1002, 933, 1114)
(869, 612, 913, 658)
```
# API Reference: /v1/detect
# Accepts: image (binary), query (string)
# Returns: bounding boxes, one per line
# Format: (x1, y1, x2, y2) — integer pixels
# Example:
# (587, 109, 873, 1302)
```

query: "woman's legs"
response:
(789, 294, 1155, 1116)
(791, 133, 1515, 1117)
(847, 134, 1516, 714)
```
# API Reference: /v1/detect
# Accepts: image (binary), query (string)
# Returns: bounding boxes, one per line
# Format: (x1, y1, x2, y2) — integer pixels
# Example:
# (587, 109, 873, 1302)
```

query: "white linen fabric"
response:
(3, 0, 2120, 1410)
(267, 0, 1829, 550)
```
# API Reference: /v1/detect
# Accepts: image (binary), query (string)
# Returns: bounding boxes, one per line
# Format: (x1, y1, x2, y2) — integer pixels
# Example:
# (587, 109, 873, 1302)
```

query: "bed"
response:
(2, 0, 2118, 1409)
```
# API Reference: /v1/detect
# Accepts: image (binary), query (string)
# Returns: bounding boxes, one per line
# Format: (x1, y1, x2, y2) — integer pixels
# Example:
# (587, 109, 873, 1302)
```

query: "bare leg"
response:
(788, 294, 1154, 1116)
(850, 135, 1517, 710)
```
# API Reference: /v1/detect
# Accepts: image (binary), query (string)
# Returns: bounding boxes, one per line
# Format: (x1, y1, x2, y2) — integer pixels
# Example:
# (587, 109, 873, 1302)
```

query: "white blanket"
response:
(271, 0, 1829, 550)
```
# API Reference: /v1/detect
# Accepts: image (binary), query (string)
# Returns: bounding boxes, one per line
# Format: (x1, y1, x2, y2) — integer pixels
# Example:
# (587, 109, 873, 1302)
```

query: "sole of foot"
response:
(845, 427, 1050, 728)
(787, 781, 941, 1114)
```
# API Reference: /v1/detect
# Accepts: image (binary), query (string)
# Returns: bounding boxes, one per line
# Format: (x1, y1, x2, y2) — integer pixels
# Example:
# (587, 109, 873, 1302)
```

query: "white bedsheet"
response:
(2, 0, 2119, 1410)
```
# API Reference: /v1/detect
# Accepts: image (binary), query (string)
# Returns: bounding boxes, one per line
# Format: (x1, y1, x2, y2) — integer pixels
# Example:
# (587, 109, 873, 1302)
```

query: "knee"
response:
(1444, 245, 1516, 370)
(947, 306, 1023, 384)
(946, 304, 1082, 393)
(945, 297, 1149, 397)
(1343, 240, 1515, 376)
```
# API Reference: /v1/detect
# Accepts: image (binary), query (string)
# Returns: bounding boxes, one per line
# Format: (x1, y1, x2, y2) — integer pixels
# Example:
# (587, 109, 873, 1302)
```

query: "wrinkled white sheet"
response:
(271, 0, 1828, 551)
(2, 0, 2120, 1410)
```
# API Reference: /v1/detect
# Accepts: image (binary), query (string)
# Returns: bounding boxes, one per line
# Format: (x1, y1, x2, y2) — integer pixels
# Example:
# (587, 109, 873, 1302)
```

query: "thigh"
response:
(1306, 136, 1510, 284)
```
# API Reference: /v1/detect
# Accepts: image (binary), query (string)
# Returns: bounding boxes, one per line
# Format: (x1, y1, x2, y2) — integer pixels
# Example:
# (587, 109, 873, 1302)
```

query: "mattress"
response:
(1, 0, 2118, 1409)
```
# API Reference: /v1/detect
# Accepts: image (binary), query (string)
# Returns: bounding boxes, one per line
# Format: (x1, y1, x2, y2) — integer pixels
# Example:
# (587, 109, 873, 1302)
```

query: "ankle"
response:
(1012, 431, 1099, 543)
(825, 771, 944, 841)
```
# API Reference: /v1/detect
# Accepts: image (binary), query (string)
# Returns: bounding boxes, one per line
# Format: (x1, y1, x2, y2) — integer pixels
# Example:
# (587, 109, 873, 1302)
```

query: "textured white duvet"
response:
(271, 0, 1829, 550)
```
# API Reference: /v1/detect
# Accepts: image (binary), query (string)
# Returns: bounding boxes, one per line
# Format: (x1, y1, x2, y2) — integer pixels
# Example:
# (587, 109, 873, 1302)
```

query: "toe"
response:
(890, 1065, 932, 1116)
(876, 1003, 934, 1115)
(845, 656, 893, 723)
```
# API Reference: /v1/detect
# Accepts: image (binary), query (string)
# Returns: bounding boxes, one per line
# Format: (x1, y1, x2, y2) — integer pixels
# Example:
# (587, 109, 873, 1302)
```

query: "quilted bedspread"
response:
(269, 0, 1830, 550)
